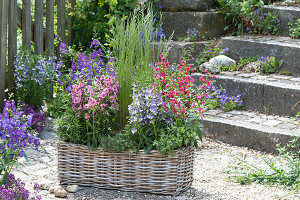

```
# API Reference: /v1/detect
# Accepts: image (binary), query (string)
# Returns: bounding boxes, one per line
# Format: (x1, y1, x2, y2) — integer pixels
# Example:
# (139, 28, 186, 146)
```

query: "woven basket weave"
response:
(57, 142, 194, 195)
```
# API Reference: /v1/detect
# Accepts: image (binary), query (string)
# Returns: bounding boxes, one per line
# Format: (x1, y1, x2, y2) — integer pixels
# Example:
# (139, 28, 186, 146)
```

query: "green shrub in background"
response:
(72, 0, 138, 49)
(71, 0, 161, 49)
(217, 0, 280, 36)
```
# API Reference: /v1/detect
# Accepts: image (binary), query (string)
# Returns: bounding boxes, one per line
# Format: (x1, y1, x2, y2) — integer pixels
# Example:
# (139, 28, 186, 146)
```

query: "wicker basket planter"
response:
(57, 142, 194, 195)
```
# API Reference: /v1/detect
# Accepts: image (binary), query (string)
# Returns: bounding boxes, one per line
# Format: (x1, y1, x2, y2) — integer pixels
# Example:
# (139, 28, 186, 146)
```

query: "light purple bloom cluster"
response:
(208, 86, 243, 107)
(0, 100, 40, 159)
(259, 56, 268, 62)
(14, 53, 60, 89)
(221, 48, 229, 55)
(187, 28, 199, 37)
(0, 174, 42, 200)
(128, 87, 172, 132)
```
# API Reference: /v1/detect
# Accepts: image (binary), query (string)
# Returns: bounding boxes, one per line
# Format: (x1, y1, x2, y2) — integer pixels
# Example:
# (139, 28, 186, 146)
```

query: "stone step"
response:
(164, 41, 208, 64)
(156, 0, 217, 11)
(264, 5, 300, 36)
(222, 35, 300, 76)
(162, 11, 226, 41)
(201, 109, 300, 153)
(193, 72, 300, 116)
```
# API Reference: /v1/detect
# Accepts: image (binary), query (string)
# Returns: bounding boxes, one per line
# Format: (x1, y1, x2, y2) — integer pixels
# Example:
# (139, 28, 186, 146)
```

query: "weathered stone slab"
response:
(222, 36, 300, 76)
(264, 5, 300, 36)
(201, 111, 300, 153)
(192, 72, 300, 116)
(162, 11, 226, 40)
(167, 41, 208, 64)
(156, 0, 217, 11)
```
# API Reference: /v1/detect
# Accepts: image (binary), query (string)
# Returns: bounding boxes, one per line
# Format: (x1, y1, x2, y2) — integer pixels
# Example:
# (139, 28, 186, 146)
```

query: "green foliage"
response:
(98, 133, 138, 152)
(153, 125, 199, 157)
(221, 56, 260, 71)
(289, 19, 300, 39)
(111, 6, 169, 128)
(280, 70, 292, 76)
(260, 56, 283, 74)
(47, 84, 70, 118)
(227, 137, 300, 190)
(195, 39, 227, 67)
(56, 108, 86, 145)
(217, 0, 280, 35)
(72, 0, 138, 49)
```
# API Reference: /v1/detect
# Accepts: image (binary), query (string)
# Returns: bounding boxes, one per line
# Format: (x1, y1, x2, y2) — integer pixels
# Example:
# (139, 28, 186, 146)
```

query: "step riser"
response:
(162, 12, 226, 41)
(166, 42, 208, 64)
(156, 0, 217, 11)
(193, 73, 300, 116)
(264, 5, 300, 36)
(222, 37, 300, 76)
(201, 119, 299, 153)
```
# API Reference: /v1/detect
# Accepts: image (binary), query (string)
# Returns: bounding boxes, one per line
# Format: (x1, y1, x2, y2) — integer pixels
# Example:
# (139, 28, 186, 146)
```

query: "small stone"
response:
(209, 55, 236, 68)
(66, 185, 79, 193)
(50, 185, 62, 194)
(40, 183, 50, 190)
(54, 188, 67, 198)
(199, 62, 220, 74)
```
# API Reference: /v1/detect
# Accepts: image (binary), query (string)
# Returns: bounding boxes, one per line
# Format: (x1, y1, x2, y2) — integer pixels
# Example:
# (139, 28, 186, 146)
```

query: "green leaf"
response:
(196, 126, 203, 142)
(23, 152, 29, 163)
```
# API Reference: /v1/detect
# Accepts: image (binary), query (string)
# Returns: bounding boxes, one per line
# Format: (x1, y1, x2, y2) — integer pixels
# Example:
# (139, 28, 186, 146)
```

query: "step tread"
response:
(223, 35, 300, 47)
(265, 4, 300, 12)
(203, 109, 300, 136)
(222, 35, 300, 76)
(194, 72, 300, 89)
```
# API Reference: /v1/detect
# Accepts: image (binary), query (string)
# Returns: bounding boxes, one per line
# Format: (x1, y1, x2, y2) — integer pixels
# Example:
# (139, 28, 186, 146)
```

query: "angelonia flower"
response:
(70, 74, 119, 120)
(0, 174, 42, 200)
(0, 100, 40, 159)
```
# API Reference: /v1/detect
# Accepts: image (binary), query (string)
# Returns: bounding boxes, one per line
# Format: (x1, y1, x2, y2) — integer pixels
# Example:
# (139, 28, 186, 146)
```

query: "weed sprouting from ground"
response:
(225, 137, 300, 190)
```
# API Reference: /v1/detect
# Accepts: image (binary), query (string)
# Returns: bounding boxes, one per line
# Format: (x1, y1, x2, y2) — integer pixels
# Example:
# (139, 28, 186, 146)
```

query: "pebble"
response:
(54, 187, 68, 198)
(66, 185, 79, 193)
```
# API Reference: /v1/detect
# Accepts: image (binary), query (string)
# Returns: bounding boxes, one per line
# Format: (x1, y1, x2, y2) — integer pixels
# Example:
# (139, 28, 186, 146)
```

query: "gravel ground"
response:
(14, 118, 300, 200)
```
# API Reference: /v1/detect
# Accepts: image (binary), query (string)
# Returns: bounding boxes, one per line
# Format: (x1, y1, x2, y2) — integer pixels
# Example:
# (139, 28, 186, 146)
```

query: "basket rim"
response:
(58, 140, 194, 156)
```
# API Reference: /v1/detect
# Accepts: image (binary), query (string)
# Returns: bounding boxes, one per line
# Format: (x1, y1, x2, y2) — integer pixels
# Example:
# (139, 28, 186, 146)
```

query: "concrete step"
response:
(162, 11, 226, 41)
(193, 72, 300, 116)
(201, 109, 300, 153)
(156, 0, 217, 11)
(222, 35, 300, 76)
(264, 5, 300, 36)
